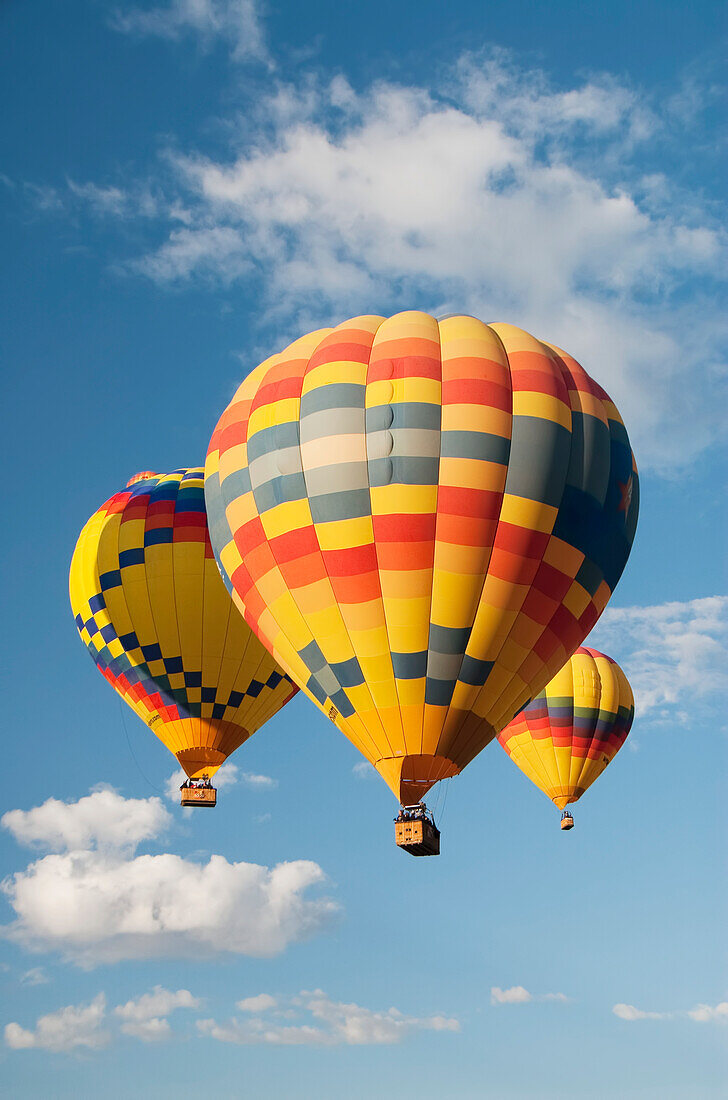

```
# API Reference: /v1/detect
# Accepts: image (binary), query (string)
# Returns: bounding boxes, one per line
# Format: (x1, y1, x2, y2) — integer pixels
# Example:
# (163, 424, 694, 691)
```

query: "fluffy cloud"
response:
(490, 986, 567, 1005)
(686, 1002, 728, 1023)
(115, 985, 200, 1041)
(4, 994, 109, 1052)
(112, 53, 725, 471)
(198, 989, 459, 1046)
(1, 788, 171, 854)
(3, 851, 337, 965)
(112, 0, 267, 63)
(236, 993, 277, 1012)
(165, 764, 277, 802)
(614, 999, 728, 1023)
(612, 1002, 671, 1021)
(1, 790, 337, 965)
(587, 596, 728, 718)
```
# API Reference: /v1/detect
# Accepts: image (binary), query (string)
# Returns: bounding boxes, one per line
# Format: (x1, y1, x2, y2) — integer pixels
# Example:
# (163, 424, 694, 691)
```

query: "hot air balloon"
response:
(205, 312, 638, 851)
(497, 646, 634, 829)
(126, 471, 158, 487)
(69, 468, 296, 806)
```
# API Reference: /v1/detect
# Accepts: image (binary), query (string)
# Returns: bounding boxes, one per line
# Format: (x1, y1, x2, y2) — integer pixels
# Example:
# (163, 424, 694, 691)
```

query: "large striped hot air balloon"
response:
(69, 468, 296, 805)
(205, 312, 638, 838)
(497, 646, 634, 828)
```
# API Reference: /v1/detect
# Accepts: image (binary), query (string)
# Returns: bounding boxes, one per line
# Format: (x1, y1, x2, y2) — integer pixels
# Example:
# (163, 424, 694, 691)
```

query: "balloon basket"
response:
(395, 804, 440, 856)
(560, 810, 574, 831)
(180, 784, 217, 808)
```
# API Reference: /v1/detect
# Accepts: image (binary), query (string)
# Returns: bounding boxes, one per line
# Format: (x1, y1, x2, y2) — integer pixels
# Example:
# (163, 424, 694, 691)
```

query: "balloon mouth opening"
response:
(374, 754, 460, 804)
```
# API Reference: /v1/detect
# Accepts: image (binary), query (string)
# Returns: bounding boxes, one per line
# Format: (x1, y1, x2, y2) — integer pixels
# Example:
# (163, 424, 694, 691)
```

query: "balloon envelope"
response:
(206, 312, 638, 802)
(498, 646, 634, 808)
(70, 468, 296, 778)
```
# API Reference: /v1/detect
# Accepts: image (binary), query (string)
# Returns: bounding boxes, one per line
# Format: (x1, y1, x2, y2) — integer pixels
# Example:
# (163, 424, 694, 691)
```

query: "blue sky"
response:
(1, 2, 727, 1096)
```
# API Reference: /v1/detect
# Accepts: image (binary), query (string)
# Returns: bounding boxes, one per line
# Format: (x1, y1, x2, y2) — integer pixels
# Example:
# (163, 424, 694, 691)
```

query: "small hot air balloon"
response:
(126, 471, 159, 487)
(69, 468, 296, 806)
(497, 646, 634, 828)
(205, 312, 638, 852)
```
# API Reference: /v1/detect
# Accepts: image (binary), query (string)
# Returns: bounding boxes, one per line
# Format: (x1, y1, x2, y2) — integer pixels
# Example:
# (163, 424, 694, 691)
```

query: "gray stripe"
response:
(366, 401, 440, 432)
(249, 447, 301, 491)
(368, 455, 439, 486)
(301, 383, 365, 416)
(389, 427, 440, 458)
(252, 472, 307, 512)
(330, 656, 365, 688)
(425, 678, 457, 707)
(219, 465, 251, 510)
(428, 624, 471, 655)
(305, 460, 370, 497)
(566, 412, 610, 503)
(315, 664, 342, 699)
(247, 421, 300, 462)
(365, 404, 394, 432)
(425, 651, 463, 681)
(391, 651, 428, 679)
(505, 416, 571, 508)
(440, 430, 510, 465)
(329, 688, 355, 719)
(458, 656, 493, 687)
(299, 639, 327, 674)
(300, 406, 365, 441)
(309, 488, 372, 523)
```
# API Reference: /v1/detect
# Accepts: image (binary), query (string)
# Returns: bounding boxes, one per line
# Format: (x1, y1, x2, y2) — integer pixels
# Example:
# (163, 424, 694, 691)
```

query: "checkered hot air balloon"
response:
(69, 469, 297, 800)
(205, 312, 638, 810)
(498, 646, 634, 828)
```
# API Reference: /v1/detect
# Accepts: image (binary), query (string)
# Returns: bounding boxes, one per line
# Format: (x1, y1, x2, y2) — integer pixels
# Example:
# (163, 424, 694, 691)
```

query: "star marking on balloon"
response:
(617, 475, 633, 516)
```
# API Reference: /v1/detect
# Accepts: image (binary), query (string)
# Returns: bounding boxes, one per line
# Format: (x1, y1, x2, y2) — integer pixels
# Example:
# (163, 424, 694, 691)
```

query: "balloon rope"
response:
(436, 777, 450, 828)
(118, 698, 165, 796)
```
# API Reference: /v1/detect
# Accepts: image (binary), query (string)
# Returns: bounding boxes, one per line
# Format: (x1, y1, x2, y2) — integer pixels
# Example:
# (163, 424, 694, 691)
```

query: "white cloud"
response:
(165, 764, 276, 802)
(3, 850, 337, 965)
(113, 0, 268, 63)
(115, 985, 200, 1021)
(236, 993, 277, 1013)
(241, 772, 277, 789)
(20, 967, 48, 986)
(490, 985, 567, 1005)
(491, 985, 532, 1004)
(612, 1003, 671, 1021)
(198, 989, 459, 1046)
(120, 1016, 172, 1041)
(352, 762, 375, 779)
(1, 788, 171, 854)
(4, 994, 109, 1052)
(111, 53, 726, 471)
(0, 790, 337, 965)
(587, 596, 728, 718)
(686, 1002, 728, 1023)
(115, 985, 200, 1041)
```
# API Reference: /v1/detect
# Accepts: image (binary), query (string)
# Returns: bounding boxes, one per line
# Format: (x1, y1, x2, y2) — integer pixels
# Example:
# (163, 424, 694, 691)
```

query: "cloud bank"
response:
(198, 989, 460, 1046)
(588, 596, 728, 719)
(1, 789, 338, 966)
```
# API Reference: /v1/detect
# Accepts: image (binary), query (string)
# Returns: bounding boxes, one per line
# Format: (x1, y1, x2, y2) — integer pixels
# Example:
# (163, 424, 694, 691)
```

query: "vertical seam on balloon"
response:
(184, 468, 207, 757)
(420, 319, 443, 758)
(141, 472, 185, 760)
(434, 323, 515, 764)
(240, 334, 383, 766)
(296, 319, 395, 761)
(575, 650, 603, 795)
(488, 355, 617, 736)
(362, 318, 421, 773)
(460, 339, 575, 756)
(208, 394, 295, 749)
